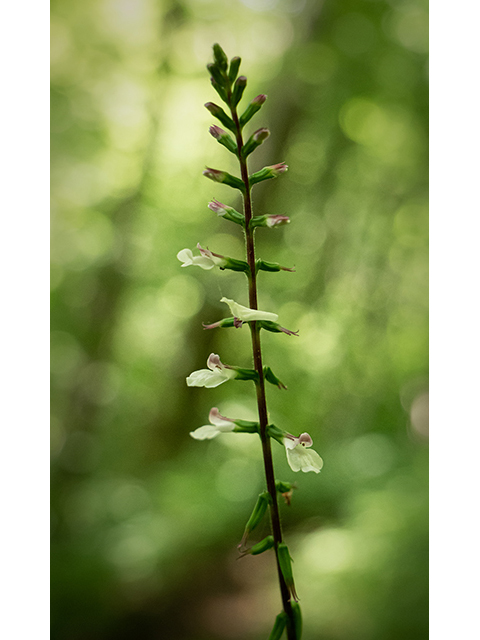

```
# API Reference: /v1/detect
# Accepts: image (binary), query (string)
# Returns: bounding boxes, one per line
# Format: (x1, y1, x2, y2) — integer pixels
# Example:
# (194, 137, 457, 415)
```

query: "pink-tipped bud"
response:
(269, 162, 288, 175)
(208, 199, 228, 215)
(203, 168, 226, 182)
(266, 215, 290, 228)
(252, 94, 267, 105)
(209, 125, 225, 139)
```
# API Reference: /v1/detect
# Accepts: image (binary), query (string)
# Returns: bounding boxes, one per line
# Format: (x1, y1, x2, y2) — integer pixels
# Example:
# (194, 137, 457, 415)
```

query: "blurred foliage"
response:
(51, 0, 428, 638)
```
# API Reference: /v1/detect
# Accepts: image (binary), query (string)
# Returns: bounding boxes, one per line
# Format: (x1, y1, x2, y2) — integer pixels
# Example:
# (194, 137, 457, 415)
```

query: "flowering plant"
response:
(180, 44, 323, 640)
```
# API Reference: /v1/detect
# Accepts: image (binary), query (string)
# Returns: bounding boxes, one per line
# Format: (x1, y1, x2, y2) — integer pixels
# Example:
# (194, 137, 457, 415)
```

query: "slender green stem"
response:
(229, 98, 297, 640)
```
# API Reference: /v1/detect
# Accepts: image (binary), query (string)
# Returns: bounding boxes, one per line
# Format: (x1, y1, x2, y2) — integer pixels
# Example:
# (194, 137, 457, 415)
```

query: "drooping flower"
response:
(283, 432, 323, 473)
(177, 244, 227, 270)
(190, 407, 236, 440)
(186, 353, 237, 388)
(220, 297, 278, 322)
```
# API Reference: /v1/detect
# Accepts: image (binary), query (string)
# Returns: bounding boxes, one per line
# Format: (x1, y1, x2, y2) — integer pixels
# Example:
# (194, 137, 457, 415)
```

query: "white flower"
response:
(190, 407, 236, 440)
(186, 353, 237, 388)
(283, 432, 323, 473)
(177, 244, 226, 270)
(220, 297, 278, 322)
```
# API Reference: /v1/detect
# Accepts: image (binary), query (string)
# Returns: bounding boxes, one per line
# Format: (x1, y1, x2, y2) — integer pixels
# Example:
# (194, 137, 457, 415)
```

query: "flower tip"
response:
(209, 125, 225, 139)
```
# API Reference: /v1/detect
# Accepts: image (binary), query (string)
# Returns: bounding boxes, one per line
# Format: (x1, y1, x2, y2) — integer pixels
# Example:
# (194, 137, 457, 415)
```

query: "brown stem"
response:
(229, 99, 297, 640)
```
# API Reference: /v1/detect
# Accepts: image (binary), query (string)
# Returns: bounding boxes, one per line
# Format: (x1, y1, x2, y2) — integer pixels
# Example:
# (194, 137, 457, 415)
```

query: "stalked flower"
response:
(283, 432, 323, 473)
(177, 244, 227, 270)
(190, 407, 236, 440)
(220, 297, 278, 322)
(186, 353, 237, 388)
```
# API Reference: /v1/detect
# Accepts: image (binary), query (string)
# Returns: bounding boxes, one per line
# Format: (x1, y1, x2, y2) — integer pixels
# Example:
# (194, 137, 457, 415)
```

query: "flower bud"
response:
(209, 125, 238, 154)
(239, 94, 267, 127)
(204, 102, 236, 132)
(266, 214, 290, 228)
(232, 75, 247, 106)
(208, 199, 245, 226)
(209, 75, 228, 102)
(242, 127, 270, 158)
(228, 56, 241, 82)
(277, 542, 299, 601)
(249, 163, 288, 186)
(250, 214, 291, 230)
(213, 43, 228, 71)
(203, 167, 245, 193)
(207, 62, 225, 87)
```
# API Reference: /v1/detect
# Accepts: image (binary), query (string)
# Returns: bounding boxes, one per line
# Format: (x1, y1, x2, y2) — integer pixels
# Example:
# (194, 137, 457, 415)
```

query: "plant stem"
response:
(229, 102, 297, 640)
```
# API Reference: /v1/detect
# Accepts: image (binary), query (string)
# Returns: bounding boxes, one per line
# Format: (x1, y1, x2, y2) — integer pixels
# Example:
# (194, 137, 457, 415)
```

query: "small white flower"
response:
(283, 432, 323, 473)
(186, 353, 237, 388)
(190, 407, 236, 440)
(220, 297, 278, 322)
(177, 244, 226, 270)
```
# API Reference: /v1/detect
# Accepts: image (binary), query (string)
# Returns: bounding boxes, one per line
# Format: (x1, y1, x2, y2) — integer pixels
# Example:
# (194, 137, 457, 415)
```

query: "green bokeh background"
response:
(51, 0, 428, 638)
